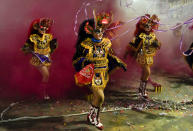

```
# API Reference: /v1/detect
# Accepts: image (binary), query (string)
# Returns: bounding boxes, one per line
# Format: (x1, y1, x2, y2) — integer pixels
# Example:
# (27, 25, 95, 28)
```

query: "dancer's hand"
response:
(120, 63, 127, 72)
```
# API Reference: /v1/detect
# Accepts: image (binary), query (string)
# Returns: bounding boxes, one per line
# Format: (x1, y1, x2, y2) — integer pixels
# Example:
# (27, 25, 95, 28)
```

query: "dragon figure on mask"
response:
(72, 10, 127, 130)
(124, 14, 162, 99)
(21, 18, 58, 100)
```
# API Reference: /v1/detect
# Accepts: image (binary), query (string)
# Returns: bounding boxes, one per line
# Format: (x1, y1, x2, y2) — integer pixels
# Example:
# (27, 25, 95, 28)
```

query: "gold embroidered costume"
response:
(135, 33, 160, 65)
(124, 14, 162, 98)
(21, 18, 57, 100)
(73, 11, 127, 130)
(22, 33, 57, 67)
(73, 37, 126, 89)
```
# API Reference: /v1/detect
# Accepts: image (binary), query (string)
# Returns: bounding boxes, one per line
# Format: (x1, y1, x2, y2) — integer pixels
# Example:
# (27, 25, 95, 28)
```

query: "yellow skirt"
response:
(91, 69, 109, 89)
(137, 53, 154, 66)
(30, 56, 51, 67)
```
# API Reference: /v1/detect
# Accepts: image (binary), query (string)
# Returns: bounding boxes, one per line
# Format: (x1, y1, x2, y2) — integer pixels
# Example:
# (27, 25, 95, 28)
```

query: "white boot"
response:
(138, 81, 143, 96)
(44, 94, 50, 100)
(139, 81, 148, 99)
(87, 105, 95, 125)
(93, 107, 104, 130)
(39, 83, 50, 100)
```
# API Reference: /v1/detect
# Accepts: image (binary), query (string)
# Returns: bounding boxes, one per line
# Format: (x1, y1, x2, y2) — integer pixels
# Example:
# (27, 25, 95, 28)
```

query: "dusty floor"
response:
(0, 73, 192, 131)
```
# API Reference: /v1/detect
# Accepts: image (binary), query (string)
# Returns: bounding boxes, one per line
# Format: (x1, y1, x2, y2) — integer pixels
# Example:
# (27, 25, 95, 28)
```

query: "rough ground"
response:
(0, 73, 193, 131)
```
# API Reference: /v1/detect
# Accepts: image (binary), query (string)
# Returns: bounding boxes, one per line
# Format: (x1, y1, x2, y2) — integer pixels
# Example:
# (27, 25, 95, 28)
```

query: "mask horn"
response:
(109, 12, 113, 26)
(93, 9, 97, 29)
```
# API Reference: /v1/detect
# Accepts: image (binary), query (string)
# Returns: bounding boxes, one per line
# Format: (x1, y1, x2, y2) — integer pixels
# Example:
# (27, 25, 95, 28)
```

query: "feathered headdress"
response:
(140, 14, 160, 30)
(33, 18, 53, 31)
(28, 18, 53, 36)
(134, 14, 160, 36)
(84, 10, 113, 34)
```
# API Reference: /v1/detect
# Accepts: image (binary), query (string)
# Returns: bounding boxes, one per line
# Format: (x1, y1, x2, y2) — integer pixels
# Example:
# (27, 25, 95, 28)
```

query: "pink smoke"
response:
(0, 0, 119, 99)
(110, 4, 193, 80)
(0, 0, 192, 100)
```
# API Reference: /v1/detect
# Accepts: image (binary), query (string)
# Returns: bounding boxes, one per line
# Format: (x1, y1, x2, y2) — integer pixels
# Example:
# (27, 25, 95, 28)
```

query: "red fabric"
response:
(27, 18, 52, 37)
(189, 24, 193, 30)
(75, 64, 94, 86)
(27, 19, 40, 37)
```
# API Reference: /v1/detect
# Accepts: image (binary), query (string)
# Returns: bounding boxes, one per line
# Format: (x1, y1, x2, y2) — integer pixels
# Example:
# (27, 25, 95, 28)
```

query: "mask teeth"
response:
(101, 19, 108, 24)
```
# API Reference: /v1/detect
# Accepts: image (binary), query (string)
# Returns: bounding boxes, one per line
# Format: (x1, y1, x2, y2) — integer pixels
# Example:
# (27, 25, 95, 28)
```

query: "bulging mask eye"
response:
(40, 26, 48, 31)
(45, 27, 48, 30)
(141, 17, 148, 24)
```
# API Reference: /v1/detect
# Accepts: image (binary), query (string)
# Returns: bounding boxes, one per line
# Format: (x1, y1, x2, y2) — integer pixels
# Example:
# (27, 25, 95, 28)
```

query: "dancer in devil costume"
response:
(124, 14, 162, 99)
(73, 11, 127, 130)
(21, 18, 57, 100)
(183, 42, 193, 71)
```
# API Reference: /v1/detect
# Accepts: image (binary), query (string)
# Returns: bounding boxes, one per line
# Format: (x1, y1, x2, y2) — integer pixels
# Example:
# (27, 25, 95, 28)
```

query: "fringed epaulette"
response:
(81, 38, 93, 49)
(102, 38, 112, 49)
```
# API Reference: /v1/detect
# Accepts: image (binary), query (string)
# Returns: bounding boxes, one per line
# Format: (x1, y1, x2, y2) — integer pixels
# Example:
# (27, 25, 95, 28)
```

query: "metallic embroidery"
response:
(30, 33, 53, 55)
(81, 38, 111, 88)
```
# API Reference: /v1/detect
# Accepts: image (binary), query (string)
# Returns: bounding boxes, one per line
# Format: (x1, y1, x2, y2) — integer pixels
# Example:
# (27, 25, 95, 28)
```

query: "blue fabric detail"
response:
(92, 38, 102, 43)
(93, 54, 97, 57)
(95, 73, 100, 77)
(183, 49, 193, 56)
(94, 66, 107, 69)
(78, 58, 85, 64)
(32, 52, 51, 63)
(84, 50, 89, 54)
